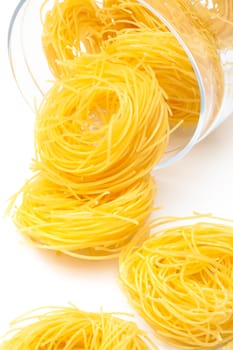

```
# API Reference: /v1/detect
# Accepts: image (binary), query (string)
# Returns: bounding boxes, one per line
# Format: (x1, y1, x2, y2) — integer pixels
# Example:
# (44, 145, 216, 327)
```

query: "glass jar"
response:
(8, 0, 233, 168)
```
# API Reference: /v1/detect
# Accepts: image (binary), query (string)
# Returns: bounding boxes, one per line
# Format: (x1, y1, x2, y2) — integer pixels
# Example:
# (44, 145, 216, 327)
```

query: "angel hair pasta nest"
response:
(0, 306, 158, 350)
(119, 216, 233, 349)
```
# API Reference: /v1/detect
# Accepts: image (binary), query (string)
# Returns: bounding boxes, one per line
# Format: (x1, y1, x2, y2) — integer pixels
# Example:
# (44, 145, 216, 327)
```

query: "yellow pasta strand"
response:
(33, 57, 170, 194)
(10, 174, 155, 259)
(0, 306, 158, 349)
(119, 216, 233, 349)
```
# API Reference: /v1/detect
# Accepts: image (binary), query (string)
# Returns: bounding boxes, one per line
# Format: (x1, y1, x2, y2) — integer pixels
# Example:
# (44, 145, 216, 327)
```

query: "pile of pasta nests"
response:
(11, 0, 204, 259)
(1, 218, 233, 349)
(4, 0, 233, 349)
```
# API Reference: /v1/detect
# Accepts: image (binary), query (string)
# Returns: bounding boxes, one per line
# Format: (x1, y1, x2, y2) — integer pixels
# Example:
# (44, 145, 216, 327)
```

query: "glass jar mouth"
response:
(8, 0, 206, 169)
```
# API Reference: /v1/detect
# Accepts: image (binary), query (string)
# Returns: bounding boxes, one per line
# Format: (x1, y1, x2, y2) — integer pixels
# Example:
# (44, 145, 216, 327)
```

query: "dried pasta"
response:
(42, 0, 167, 78)
(119, 216, 233, 349)
(0, 306, 158, 349)
(42, 0, 103, 77)
(34, 57, 170, 194)
(9, 174, 155, 259)
(41, 0, 224, 131)
(103, 29, 200, 125)
(9, 0, 226, 259)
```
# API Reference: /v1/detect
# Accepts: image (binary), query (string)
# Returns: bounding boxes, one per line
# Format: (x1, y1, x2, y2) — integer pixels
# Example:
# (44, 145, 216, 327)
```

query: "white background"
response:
(0, 1, 233, 349)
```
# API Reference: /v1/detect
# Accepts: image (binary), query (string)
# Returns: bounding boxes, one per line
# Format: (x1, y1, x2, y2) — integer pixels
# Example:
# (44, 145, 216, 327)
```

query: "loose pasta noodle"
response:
(10, 173, 155, 259)
(34, 57, 170, 194)
(119, 216, 233, 349)
(0, 306, 158, 349)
